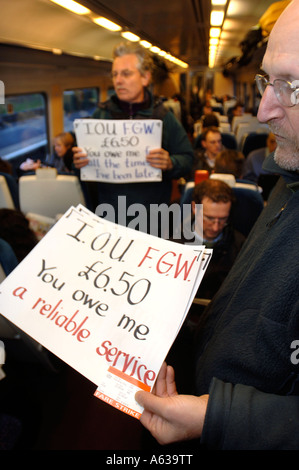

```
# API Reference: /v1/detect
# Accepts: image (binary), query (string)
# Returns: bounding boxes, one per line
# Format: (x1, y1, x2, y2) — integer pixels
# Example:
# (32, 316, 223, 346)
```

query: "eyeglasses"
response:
(111, 70, 136, 79)
(203, 214, 228, 226)
(255, 74, 299, 107)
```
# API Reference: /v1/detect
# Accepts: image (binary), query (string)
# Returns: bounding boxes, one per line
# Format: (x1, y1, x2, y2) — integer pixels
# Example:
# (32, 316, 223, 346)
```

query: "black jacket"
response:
(194, 154, 299, 449)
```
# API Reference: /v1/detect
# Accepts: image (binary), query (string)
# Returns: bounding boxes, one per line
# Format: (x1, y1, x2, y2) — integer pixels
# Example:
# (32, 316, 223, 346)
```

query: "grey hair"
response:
(113, 42, 153, 76)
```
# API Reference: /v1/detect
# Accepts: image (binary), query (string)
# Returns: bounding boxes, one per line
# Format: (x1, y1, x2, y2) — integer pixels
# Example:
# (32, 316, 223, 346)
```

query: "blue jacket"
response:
(193, 153, 299, 449)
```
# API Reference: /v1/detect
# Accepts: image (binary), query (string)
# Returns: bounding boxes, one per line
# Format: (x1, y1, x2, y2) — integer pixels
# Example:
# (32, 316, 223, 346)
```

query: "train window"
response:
(63, 87, 99, 132)
(0, 93, 48, 166)
(107, 87, 115, 98)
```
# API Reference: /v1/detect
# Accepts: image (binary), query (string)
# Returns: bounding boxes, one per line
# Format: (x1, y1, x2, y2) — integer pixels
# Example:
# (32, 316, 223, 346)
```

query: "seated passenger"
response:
(20, 132, 75, 174)
(192, 127, 223, 176)
(213, 149, 245, 179)
(45, 132, 75, 173)
(180, 179, 245, 299)
(243, 132, 277, 183)
(202, 113, 219, 130)
(228, 101, 245, 125)
(0, 209, 38, 262)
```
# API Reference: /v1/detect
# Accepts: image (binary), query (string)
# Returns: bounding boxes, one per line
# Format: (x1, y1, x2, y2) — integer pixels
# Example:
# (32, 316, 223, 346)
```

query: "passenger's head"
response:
(257, 0, 299, 171)
(54, 132, 74, 158)
(232, 102, 244, 117)
(192, 179, 235, 241)
(112, 42, 153, 103)
(201, 127, 223, 160)
(202, 113, 219, 130)
(214, 149, 245, 179)
(202, 101, 213, 115)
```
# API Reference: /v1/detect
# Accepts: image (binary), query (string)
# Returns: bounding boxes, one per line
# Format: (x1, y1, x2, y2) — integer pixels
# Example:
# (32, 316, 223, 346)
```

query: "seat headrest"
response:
(210, 173, 236, 187)
(35, 168, 57, 179)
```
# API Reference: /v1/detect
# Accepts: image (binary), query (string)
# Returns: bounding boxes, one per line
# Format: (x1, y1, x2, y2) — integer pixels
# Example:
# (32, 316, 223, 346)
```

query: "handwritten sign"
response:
(74, 119, 163, 183)
(0, 205, 212, 418)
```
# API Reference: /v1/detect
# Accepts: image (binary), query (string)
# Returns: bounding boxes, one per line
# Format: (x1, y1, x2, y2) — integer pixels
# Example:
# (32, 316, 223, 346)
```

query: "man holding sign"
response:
(136, 0, 299, 450)
(73, 42, 193, 228)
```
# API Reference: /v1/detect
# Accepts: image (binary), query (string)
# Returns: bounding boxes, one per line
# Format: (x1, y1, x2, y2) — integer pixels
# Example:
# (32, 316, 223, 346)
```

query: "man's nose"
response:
(211, 220, 221, 228)
(257, 85, 284, 123)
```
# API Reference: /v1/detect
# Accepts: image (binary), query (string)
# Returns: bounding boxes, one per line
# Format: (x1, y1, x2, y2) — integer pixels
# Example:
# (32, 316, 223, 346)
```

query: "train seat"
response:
(180, 179, 264, 237)
(219, 122, 231, 133)
(241, 132, 269, 157)
(231, 114, 253, 133)
(19, 168, 86, 218)
(0, 173, 19, 209)
(193, 132, 237, 150)
(0, 175, 15, 209)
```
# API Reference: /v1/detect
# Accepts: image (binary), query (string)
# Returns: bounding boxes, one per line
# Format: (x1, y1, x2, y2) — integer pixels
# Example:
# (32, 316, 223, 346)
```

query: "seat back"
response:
(180, 183, 264, 238)
(231, 187, 264, 236)
(19, 169, 86, 218)
(0, 175, 15, 209)
(231, 114, 253, 133)
(242, 132, 269, 157)
(221, 133, 237, 150)
(210, 173, 236, 187)
(0, 172, 19, 209)
(219, 122, 231, 133)
(193, 132, 237, 150)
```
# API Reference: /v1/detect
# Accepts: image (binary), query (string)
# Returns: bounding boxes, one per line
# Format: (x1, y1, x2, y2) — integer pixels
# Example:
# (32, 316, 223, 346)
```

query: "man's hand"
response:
(135, 362, 208, 445)
(146, 148, 173, 170)
(73, 147, 89, 169)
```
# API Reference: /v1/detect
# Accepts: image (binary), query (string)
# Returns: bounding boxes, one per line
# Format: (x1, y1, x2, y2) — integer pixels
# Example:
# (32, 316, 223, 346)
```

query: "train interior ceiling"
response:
(0, 0, 282, 170)
(0, 0, 287, 451)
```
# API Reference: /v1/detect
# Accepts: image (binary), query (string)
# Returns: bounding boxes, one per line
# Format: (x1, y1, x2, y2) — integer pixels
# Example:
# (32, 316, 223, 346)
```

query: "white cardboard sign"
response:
(74, 119, 162, 183)
(0, 205, 211, 418)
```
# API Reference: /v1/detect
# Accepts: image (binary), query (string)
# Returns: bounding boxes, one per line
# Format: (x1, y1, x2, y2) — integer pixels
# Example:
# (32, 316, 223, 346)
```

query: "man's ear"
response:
(142, 71, 151, 87)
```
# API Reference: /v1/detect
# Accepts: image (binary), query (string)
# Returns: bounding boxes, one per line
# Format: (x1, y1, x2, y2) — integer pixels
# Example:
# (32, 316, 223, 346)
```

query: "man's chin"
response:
(274, 148, 299, 171)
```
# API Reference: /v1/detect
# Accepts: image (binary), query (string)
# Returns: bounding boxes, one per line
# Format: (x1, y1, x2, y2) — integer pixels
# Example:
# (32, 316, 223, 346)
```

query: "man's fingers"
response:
(165, 365, 178, 397)
(135, 390, 166, 418)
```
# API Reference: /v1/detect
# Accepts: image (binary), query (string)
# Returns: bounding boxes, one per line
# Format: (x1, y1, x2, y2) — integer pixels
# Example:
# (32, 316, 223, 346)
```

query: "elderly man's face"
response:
(257, 2, 299, 171)
(112, 54, 150, 104)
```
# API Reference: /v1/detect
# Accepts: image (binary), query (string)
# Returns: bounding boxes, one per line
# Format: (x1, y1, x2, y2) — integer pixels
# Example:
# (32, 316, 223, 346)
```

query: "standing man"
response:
(136, 0, 299, 450)
(73, 42, 193, 227)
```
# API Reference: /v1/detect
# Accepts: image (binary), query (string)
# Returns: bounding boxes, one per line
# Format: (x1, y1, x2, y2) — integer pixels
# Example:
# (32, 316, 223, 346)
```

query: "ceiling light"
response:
(211, 0, 227, 5)
(93, 17, 121, 31)
(210, 27, 221, 38)
(209, 38, 219, 46)
(140, 40, 152, 48)
(150, 46, 161, 53)
(121, 31, 140, 42)
(50, 0, 90, 15)
(210, 10, 225, 26)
